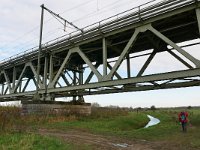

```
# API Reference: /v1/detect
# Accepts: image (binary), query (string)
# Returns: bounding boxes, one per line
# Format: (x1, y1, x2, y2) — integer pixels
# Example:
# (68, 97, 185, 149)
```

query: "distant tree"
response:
(107, 105, 119, 109)
(129, 107, 134, 111)
(91, 102, 101, 108)
(187, 106, 192, 109)
(150, 105, 156, 111)
(137, 107, 142, 110)
(135, 107, 142, 113)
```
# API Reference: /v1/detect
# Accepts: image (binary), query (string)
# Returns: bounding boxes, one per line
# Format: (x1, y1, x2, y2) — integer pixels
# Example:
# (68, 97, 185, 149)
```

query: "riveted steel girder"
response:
(1, 0, 200, 101)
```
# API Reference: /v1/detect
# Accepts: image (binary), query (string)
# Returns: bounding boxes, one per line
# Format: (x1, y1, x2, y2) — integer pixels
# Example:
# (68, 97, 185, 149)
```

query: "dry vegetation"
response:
(0, 105, 199, 150)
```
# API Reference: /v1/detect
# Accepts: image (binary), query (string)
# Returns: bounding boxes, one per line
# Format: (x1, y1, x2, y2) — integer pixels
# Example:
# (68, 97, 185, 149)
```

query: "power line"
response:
(0, 0, 94, 50)
(1, 0, 117, 51)
(43, 5, 83, 32)
(1, 27, 66, 54)
(72, 0, 137, 23)
(60, 0, 94, 14)
(1, 0, 154, 56)
(72, 0, 158, 25)
(0, 26, 39, 49)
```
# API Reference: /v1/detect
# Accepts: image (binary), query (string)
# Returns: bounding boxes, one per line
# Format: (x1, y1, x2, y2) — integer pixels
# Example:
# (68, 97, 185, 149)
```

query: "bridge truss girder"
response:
(1, 1, 200, 102)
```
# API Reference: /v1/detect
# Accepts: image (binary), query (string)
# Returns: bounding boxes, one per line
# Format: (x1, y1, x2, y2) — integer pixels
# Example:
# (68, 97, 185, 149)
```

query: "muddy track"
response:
(38, 128, 154, 150)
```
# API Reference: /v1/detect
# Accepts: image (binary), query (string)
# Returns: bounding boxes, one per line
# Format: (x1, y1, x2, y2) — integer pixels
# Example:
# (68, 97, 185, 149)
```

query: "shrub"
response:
(150, 105, 156, 111)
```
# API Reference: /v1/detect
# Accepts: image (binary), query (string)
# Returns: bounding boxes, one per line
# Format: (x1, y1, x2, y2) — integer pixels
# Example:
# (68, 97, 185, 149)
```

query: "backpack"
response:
(180, 112, 186, 121)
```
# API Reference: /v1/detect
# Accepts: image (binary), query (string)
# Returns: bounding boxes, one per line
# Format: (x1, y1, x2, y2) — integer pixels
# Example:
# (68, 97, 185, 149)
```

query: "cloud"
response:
(1, 0, 200, 107)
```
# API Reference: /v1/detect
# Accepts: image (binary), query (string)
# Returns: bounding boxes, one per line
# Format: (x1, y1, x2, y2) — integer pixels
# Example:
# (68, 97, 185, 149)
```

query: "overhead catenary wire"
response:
(1, 0, 157, 60)
(0, 0, 94, 51)
(72, 0, 144, 23)
(0, 27, 69, 60)
(2, 0, 135, 50)
(0, 0, 120, 53)
(42, 5, 83, 33)
(1, 0, 131, 51)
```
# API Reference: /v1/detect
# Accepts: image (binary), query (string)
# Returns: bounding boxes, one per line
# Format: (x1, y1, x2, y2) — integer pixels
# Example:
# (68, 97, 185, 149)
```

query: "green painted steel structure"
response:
(1, 0, 200, 102)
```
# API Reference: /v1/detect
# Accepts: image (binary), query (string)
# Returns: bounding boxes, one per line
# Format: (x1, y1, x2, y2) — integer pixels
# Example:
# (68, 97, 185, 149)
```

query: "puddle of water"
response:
(144, 115, 160, 128)
(112, 143, 128, 148)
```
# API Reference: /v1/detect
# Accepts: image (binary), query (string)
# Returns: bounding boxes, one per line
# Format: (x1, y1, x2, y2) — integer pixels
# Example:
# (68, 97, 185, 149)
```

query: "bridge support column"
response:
(11, 67, 16, 93)
(103, 38, 108, 76)
(78, 65, 84, 103)
(196, 8, 200, 35)
(19, 81, 22, 93)
(43, 55, 49, 100)
(127, 54, 131, 78)
(72, 71, 77, 102)
(49, 53, 54, 83)
(1, 83, 4, 95)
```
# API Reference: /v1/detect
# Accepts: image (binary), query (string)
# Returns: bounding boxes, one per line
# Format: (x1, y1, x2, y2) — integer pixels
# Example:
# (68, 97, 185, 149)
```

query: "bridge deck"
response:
(1, 0, 200, 101)
(0, 0, 199, 68)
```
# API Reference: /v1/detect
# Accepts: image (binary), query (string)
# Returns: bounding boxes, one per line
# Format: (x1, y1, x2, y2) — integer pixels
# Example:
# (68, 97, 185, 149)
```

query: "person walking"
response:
(178, 111, 188, 132)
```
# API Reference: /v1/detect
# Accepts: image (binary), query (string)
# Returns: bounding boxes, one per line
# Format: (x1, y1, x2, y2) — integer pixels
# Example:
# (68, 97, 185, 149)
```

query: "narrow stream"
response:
(113, 115, 160, 148)
(144, 115, 160, 128)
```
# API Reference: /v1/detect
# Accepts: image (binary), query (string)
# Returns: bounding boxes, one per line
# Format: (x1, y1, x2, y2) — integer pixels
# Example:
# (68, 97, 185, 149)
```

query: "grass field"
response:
(0, 133, 91, 150)
(0, 106, 199, 149)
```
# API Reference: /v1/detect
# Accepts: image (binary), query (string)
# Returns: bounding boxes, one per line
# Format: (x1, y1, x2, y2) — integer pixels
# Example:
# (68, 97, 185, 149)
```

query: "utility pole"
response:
(35, 4, 44, 100)
(35, 4, 82, 101)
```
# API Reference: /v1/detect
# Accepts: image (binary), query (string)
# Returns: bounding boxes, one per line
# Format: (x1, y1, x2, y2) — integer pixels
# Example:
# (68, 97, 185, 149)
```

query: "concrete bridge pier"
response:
(21, 100, 91, 116)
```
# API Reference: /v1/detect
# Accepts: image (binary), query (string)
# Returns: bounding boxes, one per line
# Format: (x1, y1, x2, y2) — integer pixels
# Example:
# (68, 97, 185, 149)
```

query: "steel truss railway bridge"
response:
(1, 0, 200, 102)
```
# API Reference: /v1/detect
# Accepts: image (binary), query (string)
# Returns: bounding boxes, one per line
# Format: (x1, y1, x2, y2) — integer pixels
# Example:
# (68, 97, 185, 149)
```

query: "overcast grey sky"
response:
(0, 0, 200, 108)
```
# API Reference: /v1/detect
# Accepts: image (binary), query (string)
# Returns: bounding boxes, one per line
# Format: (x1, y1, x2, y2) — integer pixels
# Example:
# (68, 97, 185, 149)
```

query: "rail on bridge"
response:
(1, 0, 200, 102)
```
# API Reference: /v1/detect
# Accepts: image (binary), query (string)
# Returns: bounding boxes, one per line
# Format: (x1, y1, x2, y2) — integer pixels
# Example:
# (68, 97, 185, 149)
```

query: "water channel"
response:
(144, 115, 160, 128)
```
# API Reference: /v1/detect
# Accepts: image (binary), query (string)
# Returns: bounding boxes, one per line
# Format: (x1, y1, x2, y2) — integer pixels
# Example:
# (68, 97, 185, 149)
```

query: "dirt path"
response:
(38, 128, 155, 150)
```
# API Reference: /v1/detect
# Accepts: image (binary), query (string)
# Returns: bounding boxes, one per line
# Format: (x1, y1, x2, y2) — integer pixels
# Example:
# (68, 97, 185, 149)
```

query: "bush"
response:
(90, 107, 128, 119)
(91, 102, 101, 108)
(150, 105, 156, 111)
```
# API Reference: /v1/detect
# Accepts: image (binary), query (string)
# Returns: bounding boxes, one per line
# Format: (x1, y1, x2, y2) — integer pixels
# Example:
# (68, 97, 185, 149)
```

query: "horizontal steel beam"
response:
(46, 68, 200, 93)
(1, 78, 200, 101)
(83, 80, 200, 95)
(1, 68, 199, 100)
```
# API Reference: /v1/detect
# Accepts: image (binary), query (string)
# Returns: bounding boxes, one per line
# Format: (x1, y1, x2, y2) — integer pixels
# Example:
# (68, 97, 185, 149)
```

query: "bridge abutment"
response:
(21, 100, 91, 116)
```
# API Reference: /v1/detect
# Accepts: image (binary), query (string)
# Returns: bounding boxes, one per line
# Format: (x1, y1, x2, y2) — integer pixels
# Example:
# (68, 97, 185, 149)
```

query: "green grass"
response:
(47, 112, 148, 136)
(0, 132, 91, 150)
(45, 109, 178, 140)
(44, 108, 200, 149)
(135, 109, 200, 149)
(133, 110, 179, 139)
(0, 106, 200, 149)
